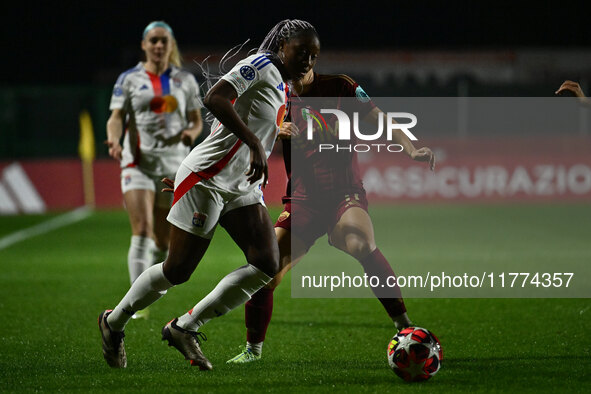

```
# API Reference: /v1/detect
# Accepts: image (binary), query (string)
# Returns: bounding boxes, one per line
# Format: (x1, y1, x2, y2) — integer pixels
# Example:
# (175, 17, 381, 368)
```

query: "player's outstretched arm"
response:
(203, 80, 268, 186)
(364, 107, 435, 171)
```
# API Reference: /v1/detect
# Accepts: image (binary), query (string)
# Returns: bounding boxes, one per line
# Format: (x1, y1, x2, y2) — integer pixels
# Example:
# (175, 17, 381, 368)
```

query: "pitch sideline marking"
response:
(0, 206, 93, 251)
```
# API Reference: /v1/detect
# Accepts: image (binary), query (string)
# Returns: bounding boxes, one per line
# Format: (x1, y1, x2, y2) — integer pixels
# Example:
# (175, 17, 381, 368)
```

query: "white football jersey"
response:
(109, 63, 202, 176)
(180, 53, 289, 194)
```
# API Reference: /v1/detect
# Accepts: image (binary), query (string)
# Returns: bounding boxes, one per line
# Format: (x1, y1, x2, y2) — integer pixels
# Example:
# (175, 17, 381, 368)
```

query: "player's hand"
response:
(411, 147, 436, 171)
(161, 177, 175, 193)
(105, 140, 122, 161)
(555, 80, 586, 98)
(278, 122, 300, 139)
(245, 140, 269, 187)
(180, 129, 194, 146)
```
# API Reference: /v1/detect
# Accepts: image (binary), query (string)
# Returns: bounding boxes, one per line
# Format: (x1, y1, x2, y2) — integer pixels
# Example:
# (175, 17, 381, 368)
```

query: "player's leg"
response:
(121, 168, 158, 284)
(100, 225, 211, 368)
(151, 178, 173, 265)
(329, 203, 411, 330)
(100, 166, 217, 368)
(228, 226, 309, 363)
(175, 203, 279, 337)
(230, 202, 322, 363)
(123, 188, 156, 283)
(152, 205, 171, 264)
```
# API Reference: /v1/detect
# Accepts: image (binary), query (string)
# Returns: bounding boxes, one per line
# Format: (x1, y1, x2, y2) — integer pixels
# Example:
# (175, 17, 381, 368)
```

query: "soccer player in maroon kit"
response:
(227, 68, 435, 363)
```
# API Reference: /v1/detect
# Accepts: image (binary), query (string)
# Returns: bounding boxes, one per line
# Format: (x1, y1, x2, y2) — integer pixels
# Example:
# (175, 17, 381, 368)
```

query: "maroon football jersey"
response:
(282, 73, 375, 203)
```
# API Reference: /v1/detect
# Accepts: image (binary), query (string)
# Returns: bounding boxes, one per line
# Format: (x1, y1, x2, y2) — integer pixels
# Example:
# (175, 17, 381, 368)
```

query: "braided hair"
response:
(258, 19, 318, 54)
(196, 20, 318, 125)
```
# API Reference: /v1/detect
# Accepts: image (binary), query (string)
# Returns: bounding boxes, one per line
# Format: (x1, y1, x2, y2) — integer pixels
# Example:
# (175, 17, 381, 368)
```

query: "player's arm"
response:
(106, 109, 125, 160)
(555, 80, 591, 106)
(364, 106, 435, 171)
(180, 109, 203, 146)
(203, 80, 268, 186)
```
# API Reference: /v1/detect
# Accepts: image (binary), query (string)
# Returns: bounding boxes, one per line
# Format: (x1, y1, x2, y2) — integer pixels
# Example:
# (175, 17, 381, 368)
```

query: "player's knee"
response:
(344, 238, 374, 261)
(249, 247, 280, 278)
(266, 272, 284, 289)
(162, 261, 192, 285)
(131, 219, 152, 237)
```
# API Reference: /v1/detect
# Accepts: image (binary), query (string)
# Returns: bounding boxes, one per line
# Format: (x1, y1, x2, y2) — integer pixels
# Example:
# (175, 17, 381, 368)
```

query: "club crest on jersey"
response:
(355, 86, 370, 103)
(278, 211, 290, 222)
(173, 78, 182, 87)
(192, 212, 207, 227)
(240, 65, 256, 81)
(113, 86, 123, 96)
(124, 175, 132, 185)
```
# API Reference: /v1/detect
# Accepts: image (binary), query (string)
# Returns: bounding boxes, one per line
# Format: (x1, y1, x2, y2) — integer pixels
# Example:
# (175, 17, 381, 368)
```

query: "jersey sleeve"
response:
(109, 71, 131, 111)
(220, 55, 263, 97)
(341, 76, 376, 116)
(185, 73, 203, 111)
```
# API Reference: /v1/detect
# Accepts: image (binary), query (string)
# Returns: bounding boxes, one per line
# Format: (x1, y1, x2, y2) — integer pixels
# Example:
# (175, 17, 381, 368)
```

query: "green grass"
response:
(0, 205, 590, 392)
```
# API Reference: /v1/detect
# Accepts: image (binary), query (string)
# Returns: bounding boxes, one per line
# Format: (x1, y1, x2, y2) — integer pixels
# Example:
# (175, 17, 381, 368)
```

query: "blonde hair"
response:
(169, 37, 182, 67)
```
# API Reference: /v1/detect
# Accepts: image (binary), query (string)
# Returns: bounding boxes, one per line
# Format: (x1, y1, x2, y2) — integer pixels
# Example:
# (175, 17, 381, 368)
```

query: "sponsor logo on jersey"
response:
(276, 82, 284, 91)
(355, 86, 371, 103)
(150, 95, 178, 113)
(113, 86, 123, 96)
(240, 65, 256, 81)
(192, 212, 207, 227)
(139, 84, 149, 90)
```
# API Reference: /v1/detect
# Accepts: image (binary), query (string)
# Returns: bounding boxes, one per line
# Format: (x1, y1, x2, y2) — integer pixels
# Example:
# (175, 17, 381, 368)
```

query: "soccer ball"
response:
(387, 326, 443, 382)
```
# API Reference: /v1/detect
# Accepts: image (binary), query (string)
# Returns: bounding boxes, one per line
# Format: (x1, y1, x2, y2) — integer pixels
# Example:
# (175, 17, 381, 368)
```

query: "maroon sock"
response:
(359, 248, 407, 319)
(245, 287, 275, 344)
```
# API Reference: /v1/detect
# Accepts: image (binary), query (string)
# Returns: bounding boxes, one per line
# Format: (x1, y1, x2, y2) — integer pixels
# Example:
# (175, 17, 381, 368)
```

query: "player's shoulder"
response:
(242, 53, 278, 76)
(115, 63, 143, 85)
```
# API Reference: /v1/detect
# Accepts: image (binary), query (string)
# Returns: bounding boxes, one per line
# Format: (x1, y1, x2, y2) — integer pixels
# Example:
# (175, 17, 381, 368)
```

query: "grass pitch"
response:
(0, 205, 589, 392)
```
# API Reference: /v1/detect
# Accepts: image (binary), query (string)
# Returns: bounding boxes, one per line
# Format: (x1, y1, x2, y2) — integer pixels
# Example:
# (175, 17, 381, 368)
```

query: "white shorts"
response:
(121, 167, 174, 209)
(167, 165, 265, 239)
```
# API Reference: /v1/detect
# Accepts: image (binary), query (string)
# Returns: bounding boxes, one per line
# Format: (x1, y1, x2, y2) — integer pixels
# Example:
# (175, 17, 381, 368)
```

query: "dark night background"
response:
(5, 0, 591, 85)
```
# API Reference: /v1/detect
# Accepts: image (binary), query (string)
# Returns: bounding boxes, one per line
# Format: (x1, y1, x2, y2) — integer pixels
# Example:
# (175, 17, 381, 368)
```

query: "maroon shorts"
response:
(275, 191, 369, 250)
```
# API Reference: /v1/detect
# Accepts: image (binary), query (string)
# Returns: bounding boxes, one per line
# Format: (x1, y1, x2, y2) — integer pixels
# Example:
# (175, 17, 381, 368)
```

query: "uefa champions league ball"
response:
(387, 327, 443, 382)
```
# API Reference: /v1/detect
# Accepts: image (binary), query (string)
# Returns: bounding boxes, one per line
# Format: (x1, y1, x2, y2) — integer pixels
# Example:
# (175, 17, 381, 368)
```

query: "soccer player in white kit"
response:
(106, 21, 203, 318)
(99, 20, 320, 370)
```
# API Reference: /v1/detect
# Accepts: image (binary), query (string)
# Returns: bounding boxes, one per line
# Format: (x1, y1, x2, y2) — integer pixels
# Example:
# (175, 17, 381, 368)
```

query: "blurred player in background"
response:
(106, 21, 203, 319)
(99, 19, 320, 370)
(227, 67, 435, 363)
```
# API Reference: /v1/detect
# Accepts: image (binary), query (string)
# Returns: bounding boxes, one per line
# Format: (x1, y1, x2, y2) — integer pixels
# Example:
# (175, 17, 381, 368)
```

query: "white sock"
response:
(107, 263, 173, 331)
(176, 264, 271, 331)
(151, 244, 168, 266)
(247, 341, 263, 356)
(127, 235, 155, 284)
